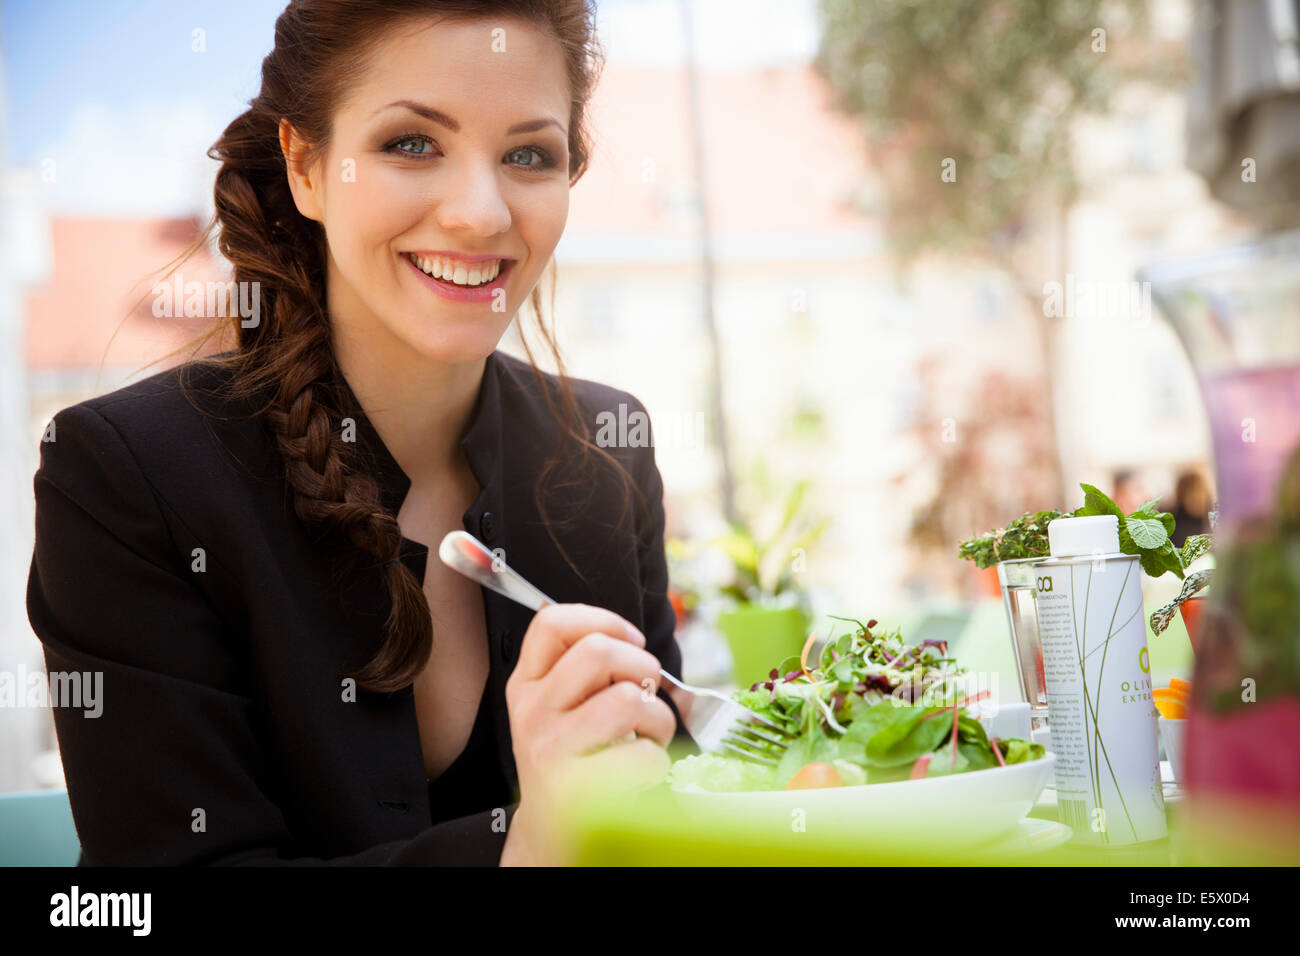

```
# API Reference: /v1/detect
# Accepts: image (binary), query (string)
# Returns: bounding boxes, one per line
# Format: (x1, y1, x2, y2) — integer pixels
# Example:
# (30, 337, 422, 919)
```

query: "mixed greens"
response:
(669, 616, 1045, 792)
(957, 509, 1068, 567)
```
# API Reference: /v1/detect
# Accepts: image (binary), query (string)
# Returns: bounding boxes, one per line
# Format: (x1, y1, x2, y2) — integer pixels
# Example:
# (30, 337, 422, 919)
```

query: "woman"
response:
(1165, 468, 1214, 547)
(26, 0, 686, 866)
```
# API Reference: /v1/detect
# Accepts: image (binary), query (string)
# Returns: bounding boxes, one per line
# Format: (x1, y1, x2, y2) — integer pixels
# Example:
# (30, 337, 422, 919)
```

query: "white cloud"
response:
(600, 0, 820, 67)
(27, 97, 230, 217)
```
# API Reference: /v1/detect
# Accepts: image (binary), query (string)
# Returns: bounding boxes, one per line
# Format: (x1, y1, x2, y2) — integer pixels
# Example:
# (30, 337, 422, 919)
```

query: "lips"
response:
(405, 252, 498, 285)
(401, 251, 514, 303)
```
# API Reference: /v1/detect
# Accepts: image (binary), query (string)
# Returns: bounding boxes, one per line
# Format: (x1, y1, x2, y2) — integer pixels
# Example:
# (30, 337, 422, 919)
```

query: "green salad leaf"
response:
(667, 616, 1045, 792)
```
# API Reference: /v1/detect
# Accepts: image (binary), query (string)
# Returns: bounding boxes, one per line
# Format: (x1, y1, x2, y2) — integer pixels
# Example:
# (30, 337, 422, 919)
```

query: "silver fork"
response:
(438, 530, 795, 766)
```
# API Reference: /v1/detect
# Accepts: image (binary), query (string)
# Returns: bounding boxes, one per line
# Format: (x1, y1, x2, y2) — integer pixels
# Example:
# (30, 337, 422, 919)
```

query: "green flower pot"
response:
(717, 604, 809, 688)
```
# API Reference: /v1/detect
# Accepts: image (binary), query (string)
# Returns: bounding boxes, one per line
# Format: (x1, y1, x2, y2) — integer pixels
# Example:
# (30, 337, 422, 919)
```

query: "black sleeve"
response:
(26, 402, 513, 866)
(626, 398, 690, 742)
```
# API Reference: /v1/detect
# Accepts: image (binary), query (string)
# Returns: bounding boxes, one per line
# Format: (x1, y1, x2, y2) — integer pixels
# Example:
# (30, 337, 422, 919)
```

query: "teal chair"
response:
(0, 789, 82, 866)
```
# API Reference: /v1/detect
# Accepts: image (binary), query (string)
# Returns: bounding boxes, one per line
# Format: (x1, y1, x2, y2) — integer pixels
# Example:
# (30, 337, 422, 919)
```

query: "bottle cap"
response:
(1047, 514, 1120, 558)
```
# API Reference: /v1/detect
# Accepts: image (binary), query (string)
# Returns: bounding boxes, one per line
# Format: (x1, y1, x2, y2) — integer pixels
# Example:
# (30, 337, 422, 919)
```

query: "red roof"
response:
(25, 217, 231, 370)
(571, 64, 873, 234)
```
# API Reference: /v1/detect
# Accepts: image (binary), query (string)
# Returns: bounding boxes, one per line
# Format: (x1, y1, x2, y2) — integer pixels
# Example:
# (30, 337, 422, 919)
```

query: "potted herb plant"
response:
(711, 480, 828, 688)
(958, 485, 1213, 722)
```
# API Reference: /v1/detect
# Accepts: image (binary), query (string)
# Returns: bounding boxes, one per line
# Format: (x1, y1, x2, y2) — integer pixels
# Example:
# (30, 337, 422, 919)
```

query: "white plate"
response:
(670, 753, 1057, 848)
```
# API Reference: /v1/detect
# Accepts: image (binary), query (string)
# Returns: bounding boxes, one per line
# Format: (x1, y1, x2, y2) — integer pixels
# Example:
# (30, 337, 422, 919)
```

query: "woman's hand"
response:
(499, 603, 676, 865)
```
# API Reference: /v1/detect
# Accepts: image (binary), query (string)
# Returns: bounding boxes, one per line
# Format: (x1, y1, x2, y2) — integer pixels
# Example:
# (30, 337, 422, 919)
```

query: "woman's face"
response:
(282, 16, 573, 365)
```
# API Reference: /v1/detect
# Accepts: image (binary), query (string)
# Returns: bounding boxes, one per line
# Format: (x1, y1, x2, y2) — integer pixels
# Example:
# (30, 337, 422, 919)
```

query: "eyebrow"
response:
(372, 100, 566, 137)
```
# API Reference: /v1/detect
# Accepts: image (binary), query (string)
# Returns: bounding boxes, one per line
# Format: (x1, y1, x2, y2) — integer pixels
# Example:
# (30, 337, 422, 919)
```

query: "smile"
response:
(402, 252, 514, 303)
(406, 252, 503, 286)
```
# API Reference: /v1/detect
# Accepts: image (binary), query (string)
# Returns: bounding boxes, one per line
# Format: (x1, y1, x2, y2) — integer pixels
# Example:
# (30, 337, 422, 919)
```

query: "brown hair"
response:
(1174, 468, 1212, 517)
(148, 0, 643, 694)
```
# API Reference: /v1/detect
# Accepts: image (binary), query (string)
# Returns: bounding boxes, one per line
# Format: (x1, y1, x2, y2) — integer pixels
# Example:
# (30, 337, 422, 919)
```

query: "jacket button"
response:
(479, 511, 498, 541)
(500, 630, 515, 659)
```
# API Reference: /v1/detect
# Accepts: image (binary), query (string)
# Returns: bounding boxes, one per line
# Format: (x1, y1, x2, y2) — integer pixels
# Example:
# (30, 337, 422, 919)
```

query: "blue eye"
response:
(506, 146, 557, 170)
(386, 133, 436, 157)
(382, 133, 557, 170)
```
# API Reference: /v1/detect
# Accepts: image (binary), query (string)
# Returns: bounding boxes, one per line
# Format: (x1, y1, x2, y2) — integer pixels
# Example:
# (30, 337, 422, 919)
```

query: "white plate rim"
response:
(669, 750, 1057, 797)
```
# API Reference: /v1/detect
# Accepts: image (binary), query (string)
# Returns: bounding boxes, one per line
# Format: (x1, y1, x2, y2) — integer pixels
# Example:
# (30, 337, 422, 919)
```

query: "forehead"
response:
(341, 15, 572, 126)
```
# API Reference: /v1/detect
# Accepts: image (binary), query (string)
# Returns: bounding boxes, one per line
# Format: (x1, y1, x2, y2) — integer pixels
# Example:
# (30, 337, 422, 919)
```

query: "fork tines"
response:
(719, 708, 797, 767)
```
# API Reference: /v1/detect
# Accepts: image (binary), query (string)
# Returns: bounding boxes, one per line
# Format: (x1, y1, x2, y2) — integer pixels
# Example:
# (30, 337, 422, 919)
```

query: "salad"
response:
(669, 616, 1045, 792)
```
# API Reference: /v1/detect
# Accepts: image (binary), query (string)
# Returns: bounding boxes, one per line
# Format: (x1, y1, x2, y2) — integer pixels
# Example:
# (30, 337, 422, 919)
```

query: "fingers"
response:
(554, 680, 677, 754)
(512, 603, 645, 683)
(539, 631, 663, 712)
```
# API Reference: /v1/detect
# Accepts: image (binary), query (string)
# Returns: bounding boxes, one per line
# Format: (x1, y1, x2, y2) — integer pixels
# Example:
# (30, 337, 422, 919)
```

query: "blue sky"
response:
(4, 0, 283, 158)
(2, 0, 819, 215)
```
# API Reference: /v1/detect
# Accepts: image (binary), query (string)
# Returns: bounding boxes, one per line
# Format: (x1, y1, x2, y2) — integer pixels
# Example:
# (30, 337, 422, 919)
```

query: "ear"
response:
(279, 118, 325, 223)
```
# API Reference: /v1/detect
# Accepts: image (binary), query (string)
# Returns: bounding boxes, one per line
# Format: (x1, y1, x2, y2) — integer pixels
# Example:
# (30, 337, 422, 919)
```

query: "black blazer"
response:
(26, 348, 686, 865)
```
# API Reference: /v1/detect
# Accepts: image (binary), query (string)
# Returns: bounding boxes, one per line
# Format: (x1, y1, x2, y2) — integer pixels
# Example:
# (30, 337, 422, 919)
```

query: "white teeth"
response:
(408, 253, 502, 286)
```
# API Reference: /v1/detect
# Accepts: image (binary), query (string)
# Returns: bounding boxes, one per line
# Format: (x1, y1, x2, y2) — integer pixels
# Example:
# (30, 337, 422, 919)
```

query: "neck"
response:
(332, 326, 487, 483)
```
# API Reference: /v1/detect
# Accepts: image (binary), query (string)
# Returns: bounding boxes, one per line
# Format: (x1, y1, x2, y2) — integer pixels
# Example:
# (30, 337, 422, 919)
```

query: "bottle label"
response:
(1034, 555, 1166, 845)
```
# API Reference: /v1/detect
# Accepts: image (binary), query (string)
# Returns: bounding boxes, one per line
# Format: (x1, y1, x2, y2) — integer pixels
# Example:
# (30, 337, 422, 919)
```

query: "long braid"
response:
(207, 107, 434, 693)
(264, 329, 434, 693)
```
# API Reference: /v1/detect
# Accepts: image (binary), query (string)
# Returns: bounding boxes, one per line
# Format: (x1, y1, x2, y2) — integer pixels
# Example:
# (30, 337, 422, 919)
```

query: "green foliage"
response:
(959, 483, 1214, 582)
(1200, 531, 1300, 713)
(1150, 569, 1213, 636)
(956, 509, 1069, 569)
(712, 479, 829, 604)
(1191, 448, 1300, 711)
(1075, 482, 1185, 579)
(813, 0, 1169, 263)
(1179, 533, 1213, 567)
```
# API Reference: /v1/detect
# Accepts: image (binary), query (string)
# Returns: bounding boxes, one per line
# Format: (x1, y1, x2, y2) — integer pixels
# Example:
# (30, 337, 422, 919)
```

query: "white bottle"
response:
(1032, 515, 1166, 845)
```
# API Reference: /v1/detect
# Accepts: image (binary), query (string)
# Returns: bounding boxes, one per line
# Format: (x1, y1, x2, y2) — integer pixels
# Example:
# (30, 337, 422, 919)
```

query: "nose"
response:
(434, 158, 512, 238)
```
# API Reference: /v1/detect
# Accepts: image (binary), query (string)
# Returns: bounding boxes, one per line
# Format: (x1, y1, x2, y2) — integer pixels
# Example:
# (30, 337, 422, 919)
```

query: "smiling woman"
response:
(26, 0, 687, 868)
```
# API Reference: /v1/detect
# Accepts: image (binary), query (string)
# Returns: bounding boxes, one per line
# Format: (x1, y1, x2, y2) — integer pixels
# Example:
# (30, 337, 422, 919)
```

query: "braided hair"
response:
(146, 0, 642, 694)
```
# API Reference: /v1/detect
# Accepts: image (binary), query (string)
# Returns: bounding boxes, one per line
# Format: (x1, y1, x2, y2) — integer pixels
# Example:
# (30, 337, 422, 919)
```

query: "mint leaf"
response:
(1138, 548, 1165, 578)
(1077, 483, 1123, 519)
(1118, 520, 1137, 555)
(1139, 540, 1184, 580)
(968, 484, 1208, 590)
(1127, 516, 1169, 549)
(1071, 483, 1191, 581)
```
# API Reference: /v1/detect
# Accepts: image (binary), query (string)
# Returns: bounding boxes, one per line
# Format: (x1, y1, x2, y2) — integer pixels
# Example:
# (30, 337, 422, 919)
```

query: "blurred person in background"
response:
(1111, 468, 1147, 516)
(1161, 467, 1214, 547)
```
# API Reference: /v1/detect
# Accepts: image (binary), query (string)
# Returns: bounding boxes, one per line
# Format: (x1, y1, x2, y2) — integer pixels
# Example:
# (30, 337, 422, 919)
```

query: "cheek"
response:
(327, 166, 423, 265)
(515, 184, 570, 271)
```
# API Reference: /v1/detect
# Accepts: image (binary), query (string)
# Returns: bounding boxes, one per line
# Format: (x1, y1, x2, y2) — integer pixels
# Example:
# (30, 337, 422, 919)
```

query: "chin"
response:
(395, 320, 510, 366)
